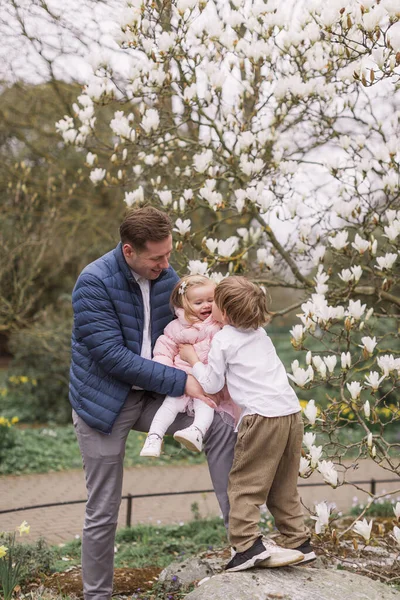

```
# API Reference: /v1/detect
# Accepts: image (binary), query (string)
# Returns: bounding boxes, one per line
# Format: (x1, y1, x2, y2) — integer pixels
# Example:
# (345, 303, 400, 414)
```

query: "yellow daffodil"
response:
(19, 376, 28, 384)
(11, 417, 19, 424)
(17, 521, 30, 536)
(0, 545, 7, 558)
(0, 417, 6, 425)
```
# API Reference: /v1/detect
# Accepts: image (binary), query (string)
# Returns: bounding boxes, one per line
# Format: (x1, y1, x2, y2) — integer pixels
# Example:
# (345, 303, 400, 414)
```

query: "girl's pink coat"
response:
(153, 309, 240, 426)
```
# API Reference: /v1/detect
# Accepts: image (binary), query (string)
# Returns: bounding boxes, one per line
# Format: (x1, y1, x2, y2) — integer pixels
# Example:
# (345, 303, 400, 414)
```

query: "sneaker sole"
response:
(259, 553, 304, 568)
(173, 434, 201, 453)
(294, 551, 317, 565)
(225, 550, 271, 572)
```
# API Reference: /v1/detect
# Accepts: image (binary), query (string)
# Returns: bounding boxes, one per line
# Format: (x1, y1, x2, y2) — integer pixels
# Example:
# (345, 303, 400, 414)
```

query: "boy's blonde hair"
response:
(214, 276, 270, 330)
(170, 274, 215, 323)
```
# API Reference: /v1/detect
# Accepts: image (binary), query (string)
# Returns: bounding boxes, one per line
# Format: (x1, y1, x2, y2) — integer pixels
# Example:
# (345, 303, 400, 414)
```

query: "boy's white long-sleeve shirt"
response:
(192, 325, 300, 429)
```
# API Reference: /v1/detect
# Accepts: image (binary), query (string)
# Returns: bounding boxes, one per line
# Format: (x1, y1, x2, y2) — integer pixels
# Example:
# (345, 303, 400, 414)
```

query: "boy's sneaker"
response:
(258, 539, 304, 568)
(140, 434, 163, 457)
(225, 537, 270, 572)
(173, 425, 203, 453)
(292, 539, 317, 564)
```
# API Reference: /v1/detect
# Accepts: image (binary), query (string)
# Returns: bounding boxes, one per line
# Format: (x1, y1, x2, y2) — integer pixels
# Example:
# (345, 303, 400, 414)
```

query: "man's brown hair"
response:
(214, 276, 271, 330)
(119, 206, 172, 251)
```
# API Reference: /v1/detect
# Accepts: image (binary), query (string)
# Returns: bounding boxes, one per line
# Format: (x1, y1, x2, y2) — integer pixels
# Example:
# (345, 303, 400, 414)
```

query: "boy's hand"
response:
(185, 375, 218, 410)
(179, 344, 199, 366)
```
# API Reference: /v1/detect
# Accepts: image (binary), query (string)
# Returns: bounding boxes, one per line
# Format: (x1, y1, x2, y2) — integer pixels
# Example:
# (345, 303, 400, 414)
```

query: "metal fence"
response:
(1, 477, 398, 528)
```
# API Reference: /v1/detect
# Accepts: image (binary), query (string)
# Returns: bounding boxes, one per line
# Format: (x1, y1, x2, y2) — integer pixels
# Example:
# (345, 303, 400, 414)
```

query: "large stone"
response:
(158, 555, 223, 591)
(184, 566, 400, 600)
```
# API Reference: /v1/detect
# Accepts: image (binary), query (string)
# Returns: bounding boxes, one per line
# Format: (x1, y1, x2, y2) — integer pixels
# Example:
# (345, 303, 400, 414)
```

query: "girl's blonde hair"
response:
(170, 274, 215, 323)
(214, 276, 271, 330)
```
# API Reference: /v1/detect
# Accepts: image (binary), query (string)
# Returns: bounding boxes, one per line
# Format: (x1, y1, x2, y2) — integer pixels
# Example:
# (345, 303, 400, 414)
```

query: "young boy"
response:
(179, 276, 315, 572)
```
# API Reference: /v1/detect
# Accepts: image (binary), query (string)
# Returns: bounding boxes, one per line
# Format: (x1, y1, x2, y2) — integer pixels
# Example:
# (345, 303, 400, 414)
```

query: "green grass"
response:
(0, 425, 206, 475)
(52, 514, 229, 572)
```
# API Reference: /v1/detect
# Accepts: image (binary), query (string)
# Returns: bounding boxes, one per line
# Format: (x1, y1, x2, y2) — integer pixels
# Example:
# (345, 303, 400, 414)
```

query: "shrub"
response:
(5, 302, 72, 424)
(0, 416, 18, 462)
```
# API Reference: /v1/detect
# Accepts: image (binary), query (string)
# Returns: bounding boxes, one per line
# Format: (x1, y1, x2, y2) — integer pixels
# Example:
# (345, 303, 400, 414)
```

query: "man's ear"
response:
(122, 243, 136, 259)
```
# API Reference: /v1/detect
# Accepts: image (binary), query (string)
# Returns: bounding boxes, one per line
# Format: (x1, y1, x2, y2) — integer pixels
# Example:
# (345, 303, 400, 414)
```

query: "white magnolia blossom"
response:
(318, 460, 338, 487)
(367, 432, 373, 448)
(86, 152, 97, 166)
(287, 366, 314, 388)
(364, 371, 386, 391)
(346, 381, 362, 400)
(187, 260, 209, 276)
(328, 230, 349, 250)
(257, 248, 275, 268)
(124, 186, 144, 206)
(299, 456, 311, 476)
(393, 526, 400, 546)
(89, 168, 106, 185)
(55, 115, 74, 133)
(311, 501, 331, 535)
(309, 445, 323, 468)
(346, 299, 366, 321)
(141, 109, 160, 134)
(353, 519, 373, 543)
(350, 265, 363, 282)
(217, 237, 239, 258)
(377, 354, 400, 376)
(376, 253, 398, 270)
(205, 238, 219, 253)
(338, 268, 354, 283)
(341, 352, 352, 369)
(303, 432, 316, 451)
(193, 149, 213, 173)
(384, 221, 400, 242)
(158, 190, 173, 207)
(290, 325, 304, 344)
(209, 272, 227, 284)
(363, 400, 371, 419)
(303, 399, 318, 425)
(351, 234, 370, 254)
(394, 502, 400, 520)
(323, 355, 337, 374)
(360, 336, 377, 355)
(110, 111, 133, 139)
(173, 218, 191, 236)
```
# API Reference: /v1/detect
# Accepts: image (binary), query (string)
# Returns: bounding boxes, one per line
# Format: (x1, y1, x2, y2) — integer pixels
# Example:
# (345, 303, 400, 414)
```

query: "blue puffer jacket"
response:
(69, 242, 187, 434)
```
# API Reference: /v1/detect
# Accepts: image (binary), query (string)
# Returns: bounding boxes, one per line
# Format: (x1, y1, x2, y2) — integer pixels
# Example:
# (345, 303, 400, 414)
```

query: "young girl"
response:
(140, 274, 238, 458)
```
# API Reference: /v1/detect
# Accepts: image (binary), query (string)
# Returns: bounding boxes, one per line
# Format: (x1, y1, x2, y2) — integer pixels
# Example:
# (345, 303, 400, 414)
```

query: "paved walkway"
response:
(1, 461, 399, 545)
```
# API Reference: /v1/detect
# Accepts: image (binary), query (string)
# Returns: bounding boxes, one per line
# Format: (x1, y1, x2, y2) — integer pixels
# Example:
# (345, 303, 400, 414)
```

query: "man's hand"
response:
(179, 343, 199, 366)
(185, 375, 218, 410)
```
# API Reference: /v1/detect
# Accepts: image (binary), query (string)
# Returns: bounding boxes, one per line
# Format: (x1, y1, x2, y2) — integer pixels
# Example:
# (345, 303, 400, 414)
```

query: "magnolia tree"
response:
(58, 0, 400, 561)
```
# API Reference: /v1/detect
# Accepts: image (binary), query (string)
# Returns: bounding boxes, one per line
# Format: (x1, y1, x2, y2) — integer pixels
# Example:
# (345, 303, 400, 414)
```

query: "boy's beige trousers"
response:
(228, 411, 310, 552)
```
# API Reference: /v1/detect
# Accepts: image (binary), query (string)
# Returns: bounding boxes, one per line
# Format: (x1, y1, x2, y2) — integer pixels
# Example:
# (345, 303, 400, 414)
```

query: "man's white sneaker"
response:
(258, 539, 304, 568)
(173, 425, 203, 453)
(140, 434, 163, 457)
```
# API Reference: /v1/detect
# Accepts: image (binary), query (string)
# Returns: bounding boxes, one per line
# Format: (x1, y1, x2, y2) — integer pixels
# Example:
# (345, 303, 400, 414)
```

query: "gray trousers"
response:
(72, 390, 237, 600)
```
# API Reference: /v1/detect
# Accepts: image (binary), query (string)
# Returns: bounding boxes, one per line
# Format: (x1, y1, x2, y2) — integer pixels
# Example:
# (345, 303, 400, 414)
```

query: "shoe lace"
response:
(146, 434, 161, 447)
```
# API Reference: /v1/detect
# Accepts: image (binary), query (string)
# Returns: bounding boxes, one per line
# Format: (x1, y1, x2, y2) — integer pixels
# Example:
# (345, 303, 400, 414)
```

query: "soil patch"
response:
(30, 566, 162, 598)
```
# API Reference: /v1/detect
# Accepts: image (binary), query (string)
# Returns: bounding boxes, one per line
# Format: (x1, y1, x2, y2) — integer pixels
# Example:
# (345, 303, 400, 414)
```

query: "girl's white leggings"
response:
(148, 395, 214, 437)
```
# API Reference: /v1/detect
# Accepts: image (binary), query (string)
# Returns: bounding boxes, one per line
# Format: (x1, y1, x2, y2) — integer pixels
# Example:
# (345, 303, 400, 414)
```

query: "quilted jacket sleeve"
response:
(153, 324, 179, 368)
(73, 273, 187, 396)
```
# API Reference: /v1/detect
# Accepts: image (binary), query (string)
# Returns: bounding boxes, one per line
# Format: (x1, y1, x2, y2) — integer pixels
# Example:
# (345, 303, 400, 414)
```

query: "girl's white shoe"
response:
(173, 425, 203, 453)
(140, 434, 163, 457)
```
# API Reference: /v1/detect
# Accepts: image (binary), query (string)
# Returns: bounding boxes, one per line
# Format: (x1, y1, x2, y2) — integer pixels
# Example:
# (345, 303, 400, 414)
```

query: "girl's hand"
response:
(179, 344, 199, 366)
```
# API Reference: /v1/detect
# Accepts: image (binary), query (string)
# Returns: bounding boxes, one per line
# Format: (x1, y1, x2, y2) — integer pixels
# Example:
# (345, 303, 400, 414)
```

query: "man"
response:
(70, 206, 237, 600)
